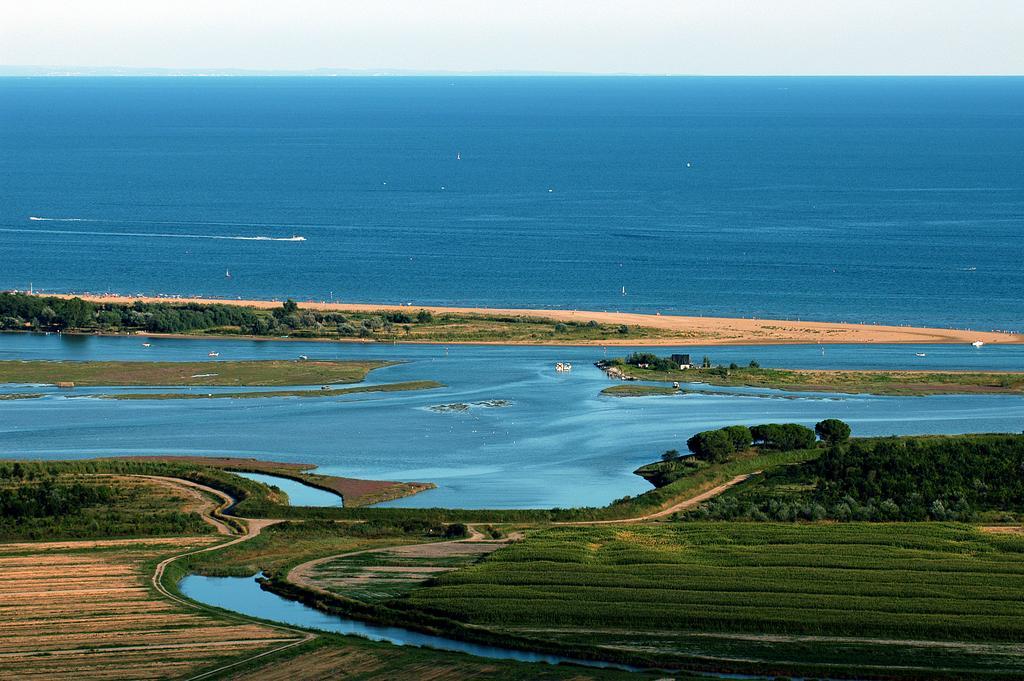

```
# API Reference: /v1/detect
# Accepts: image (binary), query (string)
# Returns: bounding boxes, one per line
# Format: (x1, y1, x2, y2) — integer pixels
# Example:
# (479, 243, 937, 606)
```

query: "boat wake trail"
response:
(6, 227, 306, 242)
(29, 216, 90, 222)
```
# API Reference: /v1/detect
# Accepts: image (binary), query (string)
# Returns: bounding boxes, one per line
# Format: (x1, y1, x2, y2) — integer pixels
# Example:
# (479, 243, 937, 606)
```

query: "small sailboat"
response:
(456, 151, 461, 160)
(621, 286, 626, 296)
(225, 269, 231, 278)
(971, 341, 985, 348)
(208, 351, 220, 357)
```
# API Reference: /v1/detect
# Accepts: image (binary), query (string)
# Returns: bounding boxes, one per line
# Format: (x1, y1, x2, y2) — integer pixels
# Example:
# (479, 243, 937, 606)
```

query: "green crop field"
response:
(400, 522, 1024, 678)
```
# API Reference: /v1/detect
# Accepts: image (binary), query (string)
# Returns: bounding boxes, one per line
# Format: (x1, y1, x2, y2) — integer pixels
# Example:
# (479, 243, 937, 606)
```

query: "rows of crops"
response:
(402, 523, 1024, 642)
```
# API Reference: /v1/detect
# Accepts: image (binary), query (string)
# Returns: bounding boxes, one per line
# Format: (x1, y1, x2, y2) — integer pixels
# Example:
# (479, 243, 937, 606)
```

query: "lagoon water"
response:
(2, 333, 1023, 508)
(1, 77, 1023, 331)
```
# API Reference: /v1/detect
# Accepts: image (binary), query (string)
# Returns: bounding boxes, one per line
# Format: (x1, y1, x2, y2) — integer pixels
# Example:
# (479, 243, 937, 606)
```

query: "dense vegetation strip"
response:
(600, 353, 1024, 395)
(693, 433, 1024, 522)
(0, 464, 219, 540)
(0, 292, 675, 343)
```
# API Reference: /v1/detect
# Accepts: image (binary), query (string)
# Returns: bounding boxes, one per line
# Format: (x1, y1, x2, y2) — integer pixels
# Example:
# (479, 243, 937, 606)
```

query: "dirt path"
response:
(118, 475, 236, 535)
(287, 527, 512, 598)
(287, 474, 755, 597)
(979, 525, 1024, 534)
(141, 486, 315, 681)
(562, 472, 760, 525)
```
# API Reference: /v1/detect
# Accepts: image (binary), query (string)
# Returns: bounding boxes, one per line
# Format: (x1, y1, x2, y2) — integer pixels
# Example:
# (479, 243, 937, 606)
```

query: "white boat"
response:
(915, 352, 926, 357)
(208, 351, 220, 357)
(225, 269, 231, 278)
(456, 151, 461, 160)
(142, 342, 151, 348)
(971, 341, 985, 348)
(555, 362, 573, 372)
(298, 355, 308, 361)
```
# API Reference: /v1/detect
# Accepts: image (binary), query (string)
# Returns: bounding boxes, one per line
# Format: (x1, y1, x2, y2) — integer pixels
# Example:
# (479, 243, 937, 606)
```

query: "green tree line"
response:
(692, 432, 1024, 522)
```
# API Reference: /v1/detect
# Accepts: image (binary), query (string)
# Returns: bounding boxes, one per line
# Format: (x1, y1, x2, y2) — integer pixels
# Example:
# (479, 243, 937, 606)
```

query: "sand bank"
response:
(44, 294, 1022, 346)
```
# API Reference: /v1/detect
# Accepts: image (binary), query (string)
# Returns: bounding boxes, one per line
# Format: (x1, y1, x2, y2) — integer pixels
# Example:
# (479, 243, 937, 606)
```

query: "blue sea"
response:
(1, 76, 1022, 330)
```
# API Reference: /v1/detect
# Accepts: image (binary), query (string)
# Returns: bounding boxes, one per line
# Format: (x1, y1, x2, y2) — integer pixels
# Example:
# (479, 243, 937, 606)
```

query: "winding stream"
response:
(180, 574, 638, 670)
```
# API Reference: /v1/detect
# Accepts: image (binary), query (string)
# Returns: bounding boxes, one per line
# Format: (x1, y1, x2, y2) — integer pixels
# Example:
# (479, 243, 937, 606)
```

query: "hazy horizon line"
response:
(2, 66, 1023, 78)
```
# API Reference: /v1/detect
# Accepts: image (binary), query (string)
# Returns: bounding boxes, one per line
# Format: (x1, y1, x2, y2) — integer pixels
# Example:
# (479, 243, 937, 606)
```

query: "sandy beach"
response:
(42, 294, 1022, 346)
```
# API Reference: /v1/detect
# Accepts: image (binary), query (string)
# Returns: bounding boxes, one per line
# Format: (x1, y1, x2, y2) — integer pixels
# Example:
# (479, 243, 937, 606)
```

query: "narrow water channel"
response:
(179, 574, 637, 670)
(232, 472, 343, 507)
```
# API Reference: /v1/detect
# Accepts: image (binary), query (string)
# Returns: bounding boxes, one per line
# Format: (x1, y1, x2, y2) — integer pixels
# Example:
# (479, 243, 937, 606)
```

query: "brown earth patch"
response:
(106, 455, 435, 507)
(0, 537, 296, 680)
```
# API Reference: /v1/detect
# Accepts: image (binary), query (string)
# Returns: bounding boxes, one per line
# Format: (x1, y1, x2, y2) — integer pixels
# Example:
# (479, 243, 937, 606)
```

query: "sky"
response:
(1, 1, 1022, 75)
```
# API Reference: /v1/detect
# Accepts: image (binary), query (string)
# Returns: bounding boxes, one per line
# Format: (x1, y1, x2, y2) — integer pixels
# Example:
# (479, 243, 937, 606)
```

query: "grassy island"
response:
(0, 359, 393, 387)
(601, 384, 680, 397)
(93, 380, 443, 400)
(600, 353, 1024, 396)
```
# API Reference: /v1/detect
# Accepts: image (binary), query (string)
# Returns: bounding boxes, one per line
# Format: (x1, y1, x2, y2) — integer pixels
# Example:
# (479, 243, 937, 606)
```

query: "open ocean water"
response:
(2, 77, 1023, 506)
(1, 76, 1022, 330)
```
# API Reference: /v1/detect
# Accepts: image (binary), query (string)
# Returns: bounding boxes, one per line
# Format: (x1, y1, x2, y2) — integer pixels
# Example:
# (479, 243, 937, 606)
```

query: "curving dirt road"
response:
(140, 480, 315, 681)
(140, 468, 755, 679)
(564, 472, 761, 525)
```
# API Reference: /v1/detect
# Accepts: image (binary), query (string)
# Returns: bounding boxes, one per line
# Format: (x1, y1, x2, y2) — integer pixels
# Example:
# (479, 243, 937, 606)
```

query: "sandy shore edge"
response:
(34, 293, 1022, 346)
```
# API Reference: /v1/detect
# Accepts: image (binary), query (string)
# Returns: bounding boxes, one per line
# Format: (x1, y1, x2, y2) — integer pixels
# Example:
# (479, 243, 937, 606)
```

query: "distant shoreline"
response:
(31, 293, 1022, 346)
